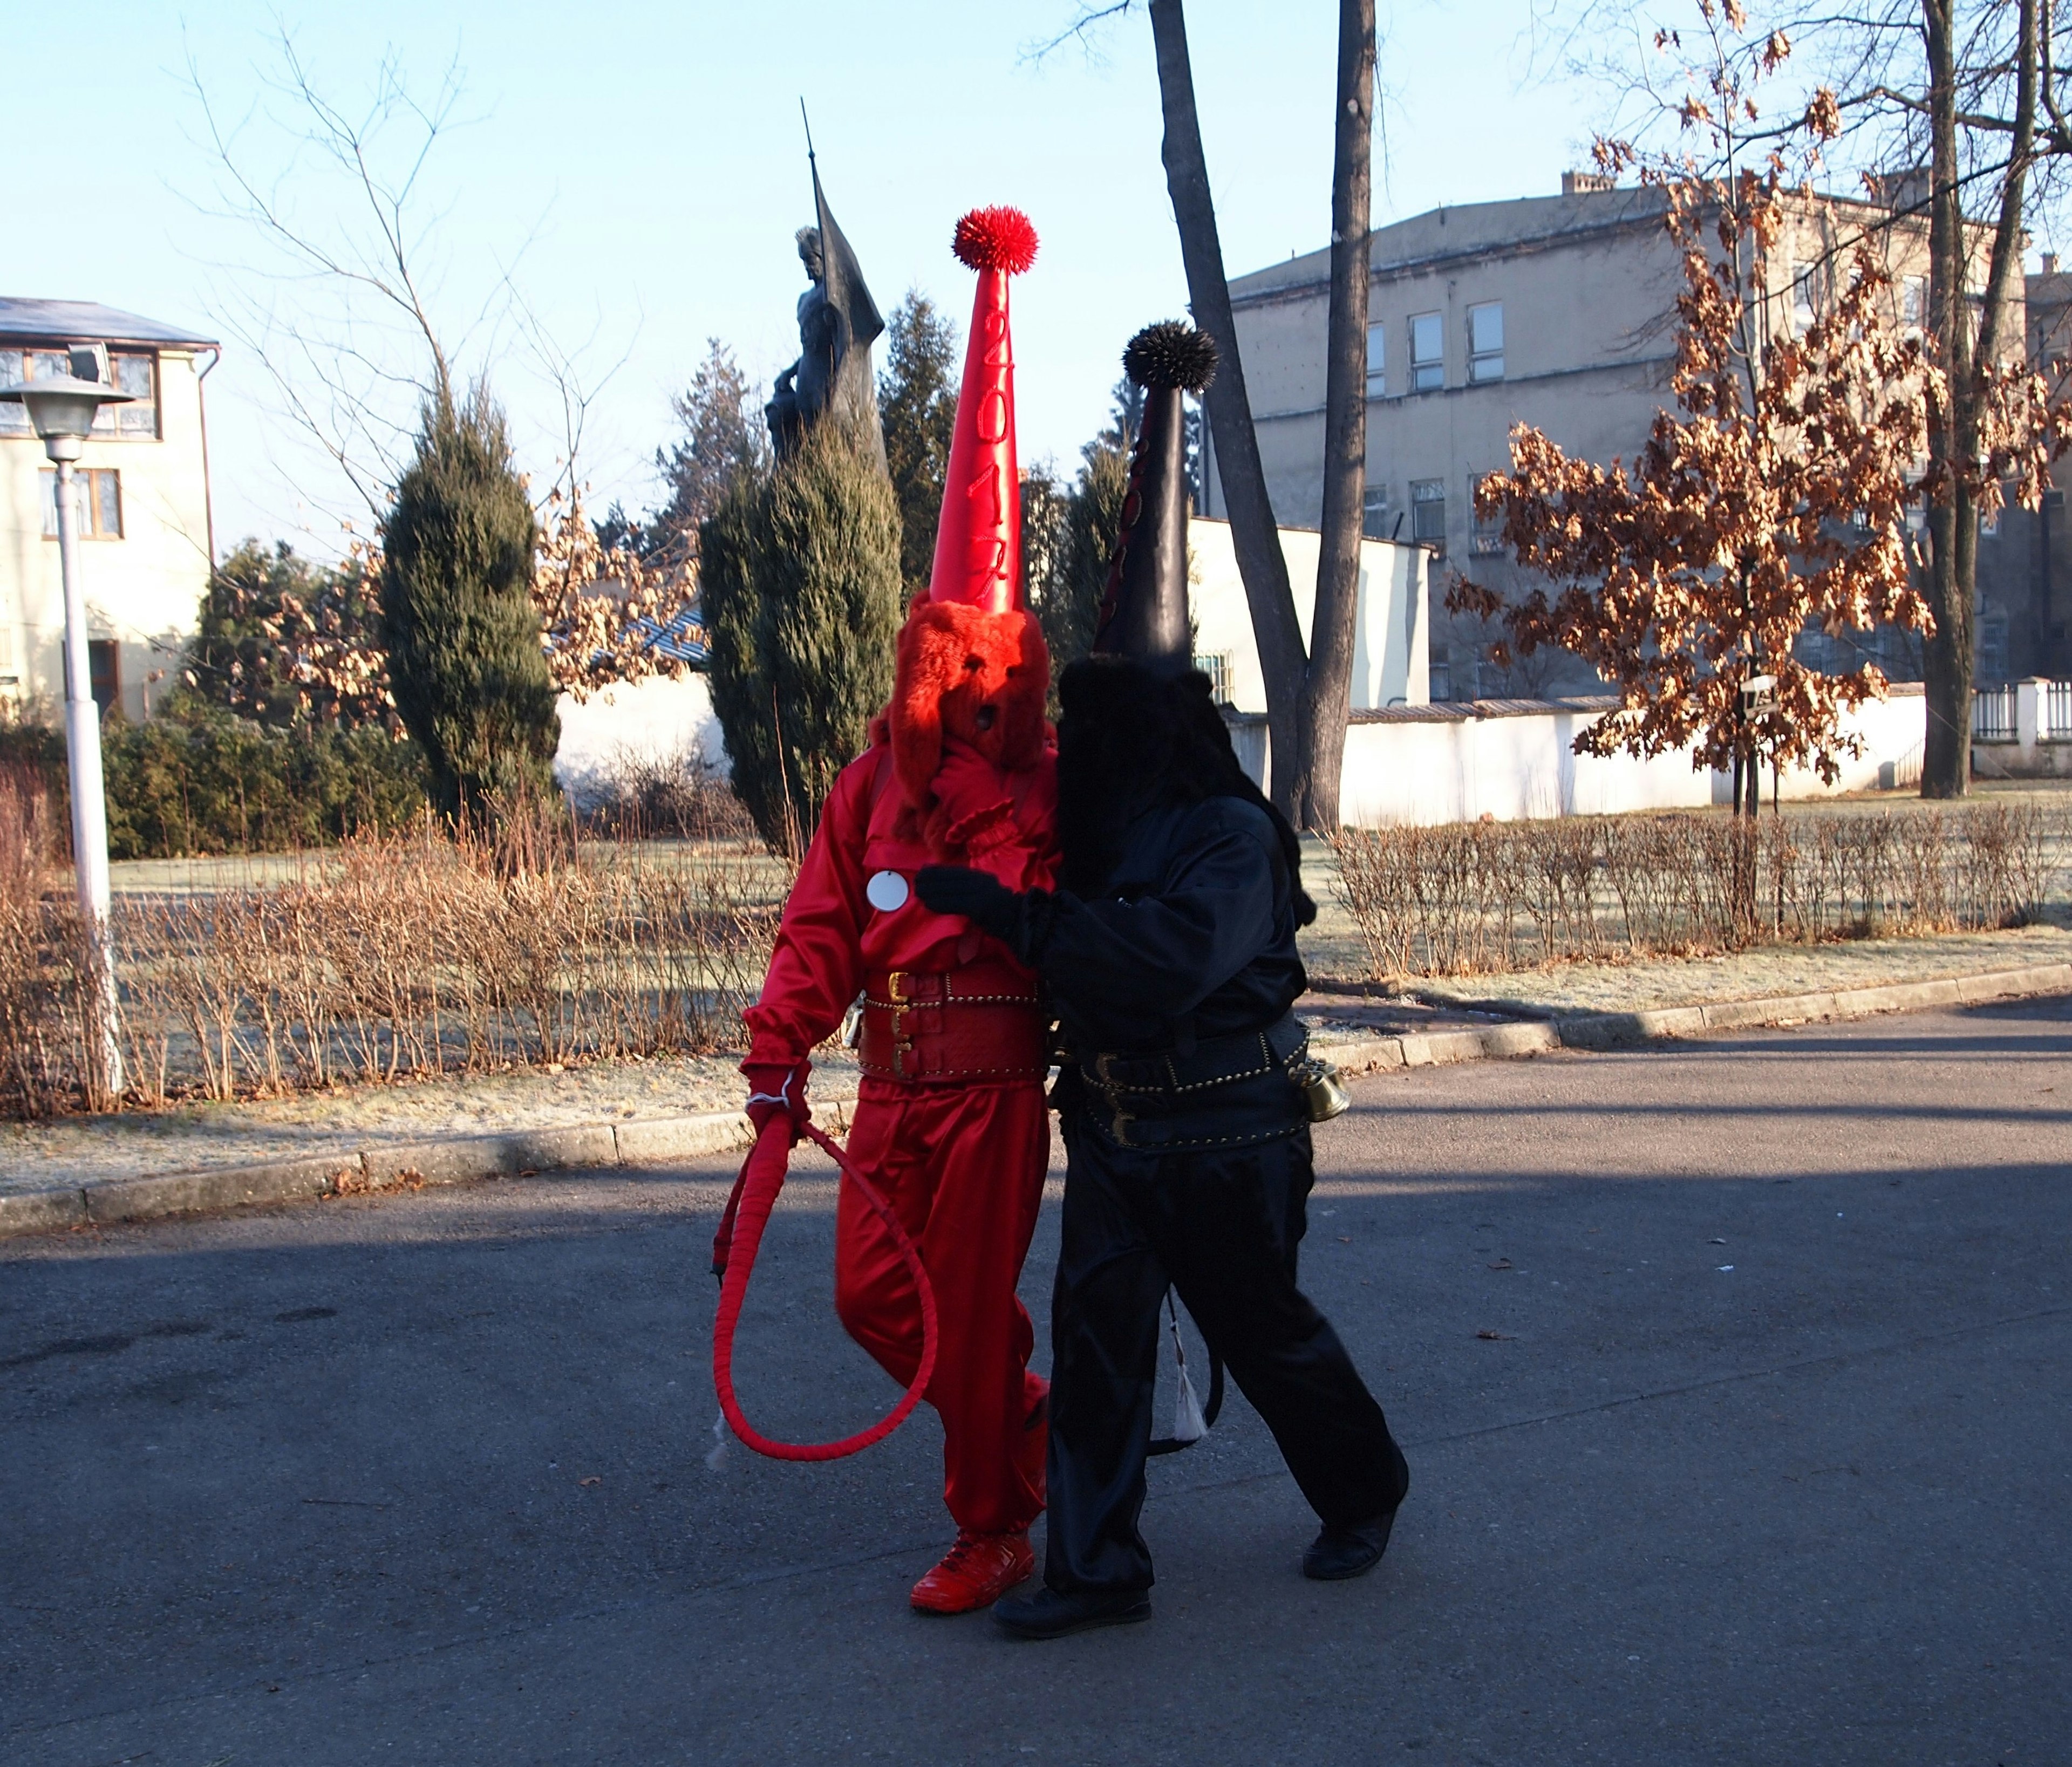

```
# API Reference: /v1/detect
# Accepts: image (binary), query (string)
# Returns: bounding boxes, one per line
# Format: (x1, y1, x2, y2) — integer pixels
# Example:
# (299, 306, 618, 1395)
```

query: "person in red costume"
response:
(739, 205, 1057, 1616)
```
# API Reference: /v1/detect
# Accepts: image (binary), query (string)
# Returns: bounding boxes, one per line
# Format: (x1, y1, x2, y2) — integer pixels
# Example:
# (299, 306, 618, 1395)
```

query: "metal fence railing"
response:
(1878, 741, 1924, 791)
(2049, 680, 2072, 740)
(1972, 684, 2018, 742)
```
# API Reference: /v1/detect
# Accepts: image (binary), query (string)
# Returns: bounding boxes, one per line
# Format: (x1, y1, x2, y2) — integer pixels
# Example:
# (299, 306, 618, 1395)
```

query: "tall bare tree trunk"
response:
(1146, 0, 1307, 815)
(1922, 0, 1977, 798)
(1293, 0, 1375, 832)
(1921, 0, 2037, 797)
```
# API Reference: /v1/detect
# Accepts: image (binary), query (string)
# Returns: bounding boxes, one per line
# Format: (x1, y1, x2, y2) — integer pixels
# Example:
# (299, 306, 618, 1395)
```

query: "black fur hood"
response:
(1054, 654, 1316, 925)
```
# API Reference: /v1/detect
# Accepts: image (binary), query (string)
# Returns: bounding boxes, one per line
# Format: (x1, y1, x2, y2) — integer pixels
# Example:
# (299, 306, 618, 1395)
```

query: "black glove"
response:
(915, 865, 1018, 937)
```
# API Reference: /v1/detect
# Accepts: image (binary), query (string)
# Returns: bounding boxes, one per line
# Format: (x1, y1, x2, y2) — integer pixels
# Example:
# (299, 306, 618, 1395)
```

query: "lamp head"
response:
(0, 370, 135, 463)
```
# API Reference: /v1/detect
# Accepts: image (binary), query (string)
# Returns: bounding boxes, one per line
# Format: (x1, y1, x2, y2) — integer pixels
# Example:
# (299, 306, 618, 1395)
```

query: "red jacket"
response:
(744, 731, 1058, 1072)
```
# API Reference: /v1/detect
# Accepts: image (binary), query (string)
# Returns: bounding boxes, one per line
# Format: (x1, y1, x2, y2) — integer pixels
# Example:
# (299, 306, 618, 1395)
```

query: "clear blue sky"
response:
(10, 1, 1603, 557)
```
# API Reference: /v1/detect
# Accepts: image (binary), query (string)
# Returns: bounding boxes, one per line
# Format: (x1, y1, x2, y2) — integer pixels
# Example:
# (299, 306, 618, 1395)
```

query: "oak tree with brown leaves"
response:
(223, 486, 700, 774)
(530, 487, 701, 704)
(1450, 172, 1939, 815)
(1451, 13, 2069, 822)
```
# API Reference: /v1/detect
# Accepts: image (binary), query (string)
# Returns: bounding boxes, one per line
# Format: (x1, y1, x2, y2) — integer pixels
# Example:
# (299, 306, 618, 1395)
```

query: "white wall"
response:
(1746, 691, 1927, 804)
(1189, 516, 1429, 712)
(1236, 686, 1929, 827)
(1334, 708, 1710, 826)
(553, 672, 726, 808)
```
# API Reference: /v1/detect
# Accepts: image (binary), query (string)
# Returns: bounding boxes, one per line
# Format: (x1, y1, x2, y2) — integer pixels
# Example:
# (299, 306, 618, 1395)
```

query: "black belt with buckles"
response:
(1067, 1012, 1310, 1152)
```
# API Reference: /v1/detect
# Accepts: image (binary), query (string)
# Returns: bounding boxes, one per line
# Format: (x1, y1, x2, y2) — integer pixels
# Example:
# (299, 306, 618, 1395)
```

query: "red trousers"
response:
(835, 1077, 1051, 1535)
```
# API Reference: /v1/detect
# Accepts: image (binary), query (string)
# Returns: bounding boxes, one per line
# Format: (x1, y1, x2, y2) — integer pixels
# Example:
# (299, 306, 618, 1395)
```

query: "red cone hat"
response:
(925, 206, 1039, 613)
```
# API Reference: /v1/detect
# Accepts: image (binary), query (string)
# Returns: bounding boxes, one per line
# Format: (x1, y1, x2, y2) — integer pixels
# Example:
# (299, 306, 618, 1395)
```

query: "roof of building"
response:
(634, 604, 708, 667)
(0, 298, 219, 349)
(1230, 177, 1933, 306)
(1231, 186, 1669, 303)
(1223, 696, 1628, 727)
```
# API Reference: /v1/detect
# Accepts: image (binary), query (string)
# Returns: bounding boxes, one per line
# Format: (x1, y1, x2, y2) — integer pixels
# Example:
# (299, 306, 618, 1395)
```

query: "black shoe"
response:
(993, 1585, 1152, 1640)
(1303, 1507, 1400, 1581)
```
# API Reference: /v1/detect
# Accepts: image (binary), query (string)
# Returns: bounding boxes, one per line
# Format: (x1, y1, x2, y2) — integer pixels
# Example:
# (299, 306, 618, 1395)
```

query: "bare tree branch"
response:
(1022, 2, 1137, 64)
(179, 29, 489, 531)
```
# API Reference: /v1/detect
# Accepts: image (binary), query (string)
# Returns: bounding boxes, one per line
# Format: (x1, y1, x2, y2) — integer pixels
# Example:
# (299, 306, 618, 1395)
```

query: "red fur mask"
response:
(888, 599, 1050, 827)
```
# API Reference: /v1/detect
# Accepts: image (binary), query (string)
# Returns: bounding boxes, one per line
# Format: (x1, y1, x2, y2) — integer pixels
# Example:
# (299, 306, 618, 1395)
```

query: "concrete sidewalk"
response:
(2, 994, 2066, 1764)
(5, 956, 2067, 1244)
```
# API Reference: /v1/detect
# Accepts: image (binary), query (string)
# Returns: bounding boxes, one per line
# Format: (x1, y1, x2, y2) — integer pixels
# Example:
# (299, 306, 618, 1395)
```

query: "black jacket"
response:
(1034, 794, 1307, 1059)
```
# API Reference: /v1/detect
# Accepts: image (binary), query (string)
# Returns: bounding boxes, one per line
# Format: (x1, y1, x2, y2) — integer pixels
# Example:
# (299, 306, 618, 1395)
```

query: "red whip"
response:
(710, 1117, 939, 1461)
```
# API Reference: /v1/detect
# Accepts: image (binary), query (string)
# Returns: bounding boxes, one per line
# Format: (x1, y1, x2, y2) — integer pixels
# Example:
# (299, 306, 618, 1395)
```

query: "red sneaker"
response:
(910, 1530, 1036, 1615)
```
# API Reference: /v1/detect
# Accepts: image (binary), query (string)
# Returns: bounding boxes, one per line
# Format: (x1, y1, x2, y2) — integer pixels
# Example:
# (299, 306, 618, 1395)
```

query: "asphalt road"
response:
(3, 997, 2068, 1766)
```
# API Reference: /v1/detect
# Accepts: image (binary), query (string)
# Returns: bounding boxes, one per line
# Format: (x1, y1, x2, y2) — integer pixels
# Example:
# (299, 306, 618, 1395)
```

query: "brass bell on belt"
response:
(1289, 1053, 1352, 1123)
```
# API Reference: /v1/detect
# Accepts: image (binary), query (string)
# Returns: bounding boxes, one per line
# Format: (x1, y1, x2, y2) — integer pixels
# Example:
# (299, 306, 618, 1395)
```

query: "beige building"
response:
(1206, 174, 2016, 695)
(2022, 258, 2072, 678)
(1, 299, 218, 720)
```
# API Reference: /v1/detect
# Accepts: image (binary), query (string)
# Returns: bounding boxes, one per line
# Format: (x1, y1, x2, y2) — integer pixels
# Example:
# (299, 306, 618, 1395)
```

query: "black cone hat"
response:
(1090, 320, 1218, 674)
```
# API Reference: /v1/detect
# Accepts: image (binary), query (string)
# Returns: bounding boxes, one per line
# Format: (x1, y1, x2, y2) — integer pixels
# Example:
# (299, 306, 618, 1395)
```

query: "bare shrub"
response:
(0, 814, 786, 1121)
(1957, 803, 2049, 929)
(579, 740, 758, 843)
(0, 766, 125, 1115)
(0, 769, 65, 1116)
(1331, 804, 2069, 981)
(1330, 826, 1418, 978)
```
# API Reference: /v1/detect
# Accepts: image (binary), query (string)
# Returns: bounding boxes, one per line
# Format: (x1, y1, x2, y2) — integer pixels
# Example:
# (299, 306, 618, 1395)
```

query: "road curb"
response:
(0, 1096, 868, 1243)
(2, 960, 2066, 1241)
(1311, 958, 2072, 1075)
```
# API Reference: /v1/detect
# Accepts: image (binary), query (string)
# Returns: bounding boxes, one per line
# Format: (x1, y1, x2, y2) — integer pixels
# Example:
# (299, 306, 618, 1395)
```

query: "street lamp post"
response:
(1, 357, 136, 1100)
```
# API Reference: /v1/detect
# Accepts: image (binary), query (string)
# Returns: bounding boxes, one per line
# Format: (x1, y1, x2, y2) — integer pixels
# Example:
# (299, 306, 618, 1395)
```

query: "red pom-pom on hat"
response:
(952, 206, 1039, 275)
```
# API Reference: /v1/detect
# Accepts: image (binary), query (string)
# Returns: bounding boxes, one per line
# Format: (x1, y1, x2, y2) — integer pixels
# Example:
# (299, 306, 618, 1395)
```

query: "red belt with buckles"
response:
(857, 964, 1047, 1082)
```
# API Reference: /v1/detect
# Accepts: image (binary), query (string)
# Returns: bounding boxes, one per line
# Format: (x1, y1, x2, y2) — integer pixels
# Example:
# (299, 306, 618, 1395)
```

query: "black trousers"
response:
(1044, 1109, 1409, 1594)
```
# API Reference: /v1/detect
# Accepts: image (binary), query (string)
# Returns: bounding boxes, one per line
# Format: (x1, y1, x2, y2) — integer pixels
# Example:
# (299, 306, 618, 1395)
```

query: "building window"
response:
(1791, 260, 1818, 331)
(103, 353, 159, 437)
(0, 352, 64, 437)
(1977, 606, 2009, 683)
(1902, 274, 1928, 329)
(40, 468, 123, 539)
(1362, 480, 1390, 540)
(0, 347, 159, 438)
(1469, 473, 1505, 555)
(1410, 477, 1447, 554)
(1467, 302, 1505, 383)
(1409, 311, 1443, 391)
(1192, 651, 1235, 704)
(87, 640, 121, 714)
(1365, 321, 1385, 398)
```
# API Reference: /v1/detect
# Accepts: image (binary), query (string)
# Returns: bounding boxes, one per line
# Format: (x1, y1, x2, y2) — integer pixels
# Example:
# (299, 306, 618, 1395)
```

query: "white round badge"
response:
(865, 870, 910, 912)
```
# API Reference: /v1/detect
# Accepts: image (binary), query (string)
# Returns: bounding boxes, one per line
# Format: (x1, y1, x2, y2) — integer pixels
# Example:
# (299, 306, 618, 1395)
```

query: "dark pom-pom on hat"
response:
(952, 207, 1040, 274)
(1122, 320, 1218, 393)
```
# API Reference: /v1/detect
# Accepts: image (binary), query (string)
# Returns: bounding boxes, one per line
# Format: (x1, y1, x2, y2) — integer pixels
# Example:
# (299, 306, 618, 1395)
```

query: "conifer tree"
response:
(877, 291, 960, 595)
(652, 339, 767, 567)
(381, 388, 558, 821)
(700, 421, 900, 855)
(1024, 440, 1130, 702)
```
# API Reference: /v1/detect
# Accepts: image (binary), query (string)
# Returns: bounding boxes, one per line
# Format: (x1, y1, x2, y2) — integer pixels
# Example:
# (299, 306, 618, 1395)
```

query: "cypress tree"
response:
(699, 476, 782, 844)
(1026, 437, 1130, 702)
(877, 292, 959, 596)
(700, 421, 900, 855)
(381, 388, 557, 822)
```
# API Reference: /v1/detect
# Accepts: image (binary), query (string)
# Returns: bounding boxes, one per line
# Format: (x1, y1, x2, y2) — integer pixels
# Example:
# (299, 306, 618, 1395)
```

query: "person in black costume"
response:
(916, 322, 1409, 1641)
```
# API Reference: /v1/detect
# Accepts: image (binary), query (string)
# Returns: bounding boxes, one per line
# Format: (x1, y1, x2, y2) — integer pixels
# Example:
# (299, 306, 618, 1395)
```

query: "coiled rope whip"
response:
(709, 1117, 939, 1461)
